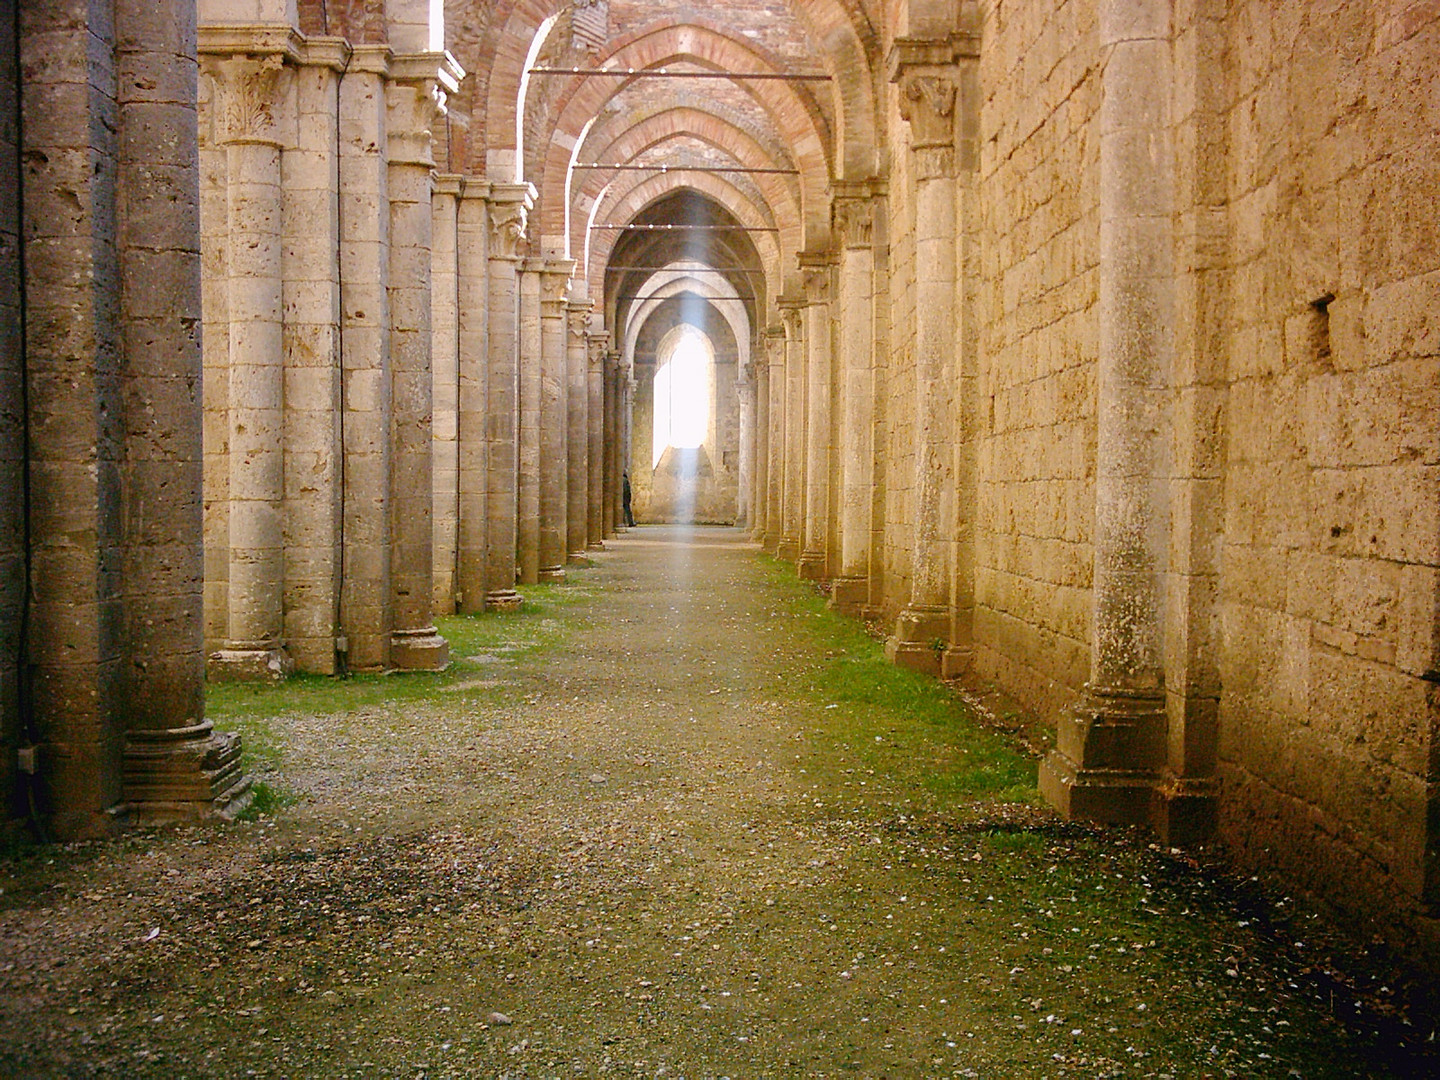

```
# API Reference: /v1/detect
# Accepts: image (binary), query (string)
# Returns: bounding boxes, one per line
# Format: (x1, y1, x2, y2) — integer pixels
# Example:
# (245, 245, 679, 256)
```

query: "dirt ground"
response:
(0, 526, 1435, 1078)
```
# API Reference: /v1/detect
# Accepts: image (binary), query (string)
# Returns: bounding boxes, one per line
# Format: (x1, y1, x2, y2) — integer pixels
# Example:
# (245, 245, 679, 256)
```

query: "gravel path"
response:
(0, 526, 1433, 1077)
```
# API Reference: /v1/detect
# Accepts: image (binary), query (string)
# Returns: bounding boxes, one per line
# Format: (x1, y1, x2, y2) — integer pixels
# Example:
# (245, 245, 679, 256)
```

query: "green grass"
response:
(207, 577, 594, 819)
(756, 557, 1041, 810)
(207, 580, 590, 724)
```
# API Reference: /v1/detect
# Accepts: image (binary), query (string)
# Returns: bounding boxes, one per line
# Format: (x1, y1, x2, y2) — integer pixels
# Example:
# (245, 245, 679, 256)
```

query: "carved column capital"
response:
(587, 331, 611, 369)
(765, 324, 787, 368)
(567, 298, 592, 342)
(888, 35, 979, 178)
(776, 295, 805, 338)
(487, 183, 535, 261)
(204, 52, 292, 147)
(541, 258, 577, 310)
(386, 53, 462, 169)
(832, 183, 878, 250)
(798, 251, 836, 304)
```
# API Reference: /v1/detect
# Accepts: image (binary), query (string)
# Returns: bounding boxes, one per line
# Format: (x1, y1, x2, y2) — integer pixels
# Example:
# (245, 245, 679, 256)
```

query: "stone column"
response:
(207, 52, 294, 681)
(623, 361, 636, 520)
(1041, 0, 1174, 825)
(483, 183, 532, 610)
(117, 0, 246, 822)
(799, 254, 835, 581)
(537, 259, 573, 581)
(750, 347, 770, 543)
(776, 297, 806, 563)
(762, 325, 786, 553)
(517, 259, 543, 583)
(586, 332, 609, 549)
(282, 40, 349, 674)
(886, 41, 960, 675)
(566, 299, 592, 562)
(385, 57, 450, 670)
(737, 363, 754, 529)
(431, 174, 463, 615)
(830, 186, 878, 615)
(602, 350, 620, 536)
(337, 45, 392, 670)
(455, 181, 491, 612)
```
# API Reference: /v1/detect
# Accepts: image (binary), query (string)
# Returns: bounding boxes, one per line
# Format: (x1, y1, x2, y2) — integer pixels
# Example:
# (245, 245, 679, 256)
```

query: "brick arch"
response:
(476, 0, 878, 162)
(583, 177, 788, 305)
(552, 111, 805, 259)
(786, 0, 883, 178)
(522, 24, 833, 246)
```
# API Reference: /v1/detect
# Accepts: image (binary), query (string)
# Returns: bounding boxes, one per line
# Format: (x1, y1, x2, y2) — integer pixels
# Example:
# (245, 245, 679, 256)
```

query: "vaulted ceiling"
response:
(440, 0, 892, 360)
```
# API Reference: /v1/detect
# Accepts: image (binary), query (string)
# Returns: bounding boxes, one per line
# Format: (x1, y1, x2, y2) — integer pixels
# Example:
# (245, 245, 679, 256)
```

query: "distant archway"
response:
(653, 325, 714, 469)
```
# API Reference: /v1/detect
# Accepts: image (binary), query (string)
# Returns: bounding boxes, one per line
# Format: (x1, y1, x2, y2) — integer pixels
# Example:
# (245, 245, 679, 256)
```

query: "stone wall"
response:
(974, 0, 1099, 723)
(0, 10, 22, 826)
(1211, 1, 1440, 944)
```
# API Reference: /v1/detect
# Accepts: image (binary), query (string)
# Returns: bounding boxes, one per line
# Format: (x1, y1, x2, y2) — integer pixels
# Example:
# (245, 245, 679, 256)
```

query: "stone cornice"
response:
(433, 174, 464, 198)
(197, 24, 305, 63)
(347, 44, 392, 77)
(884, 33, 979, 84)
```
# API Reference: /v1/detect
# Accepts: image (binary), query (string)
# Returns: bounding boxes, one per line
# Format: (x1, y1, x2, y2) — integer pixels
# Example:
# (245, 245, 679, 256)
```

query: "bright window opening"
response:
(653, 328, 712, 469)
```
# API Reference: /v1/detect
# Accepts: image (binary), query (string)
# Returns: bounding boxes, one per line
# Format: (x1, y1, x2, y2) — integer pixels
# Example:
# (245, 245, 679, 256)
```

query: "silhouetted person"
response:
(622, 471, 635, 527)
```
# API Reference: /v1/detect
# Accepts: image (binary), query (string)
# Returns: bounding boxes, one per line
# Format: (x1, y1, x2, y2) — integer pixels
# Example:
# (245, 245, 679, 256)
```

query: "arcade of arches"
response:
(1, 1, 1437, 959)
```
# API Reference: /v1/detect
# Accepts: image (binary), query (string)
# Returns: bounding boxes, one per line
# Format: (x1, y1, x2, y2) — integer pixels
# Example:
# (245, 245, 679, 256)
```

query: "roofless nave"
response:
(2, 1, 1437, 963)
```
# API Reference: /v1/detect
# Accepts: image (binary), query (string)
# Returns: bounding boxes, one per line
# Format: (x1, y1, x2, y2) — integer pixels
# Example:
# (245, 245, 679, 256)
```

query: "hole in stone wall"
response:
(1310, 292, 1334, 367)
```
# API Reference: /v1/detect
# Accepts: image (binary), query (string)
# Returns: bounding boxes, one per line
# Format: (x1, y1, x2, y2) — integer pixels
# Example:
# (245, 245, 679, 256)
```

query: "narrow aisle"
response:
(0, 525, 1421, 1078)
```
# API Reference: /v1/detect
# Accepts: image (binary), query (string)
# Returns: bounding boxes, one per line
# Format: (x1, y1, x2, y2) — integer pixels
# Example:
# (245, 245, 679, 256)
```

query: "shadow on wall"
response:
(642, 446, 732, 524)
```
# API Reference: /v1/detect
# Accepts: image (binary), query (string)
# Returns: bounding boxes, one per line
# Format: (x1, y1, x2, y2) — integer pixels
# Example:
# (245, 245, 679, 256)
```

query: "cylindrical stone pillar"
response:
(750, 350, 770, 543)
(886, 57, 958, 675)
(799, 254, 834, 581)
(586, 332, 609, 549)
(431, 174, 463, 615)
(385, 65, 447, 670)
(537, 260, 572, 582)
(1041, 0, 1174, 825)
(566, 299, 591, 562)
(280, 43, 348, 675)
(483, 183, 532, 610)
(737, 363, 754, 529)
(337, 47, 393, 669)
(603, 351, 620, 536)
(830, 189, 877, 615)
(776, 298, 806, 563)
(117, 1, 246, 821)
(455, 181, 491, 613)
(210, 54, 294, 681)
(763, 325, 786, 553)
(517, 260, 543, 584)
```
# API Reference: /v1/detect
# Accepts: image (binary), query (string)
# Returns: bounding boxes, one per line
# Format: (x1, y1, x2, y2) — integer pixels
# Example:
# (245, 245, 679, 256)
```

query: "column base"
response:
(828, 576, 868, 616)
(207, 647, 293, 682)
(797, 550, 826, 581)
(1038, 686, 1167, 826)
(124, 722, 252, 825)
(538, 566, 567, 583)
(941, 645, 973, 679)
(391, 627, 450, 671)
(485, 589, 523, 612)
(776, 536, 800, 562)
(587, 541, 606, 551)
(885, 605, 950, 675)
(567, 550, 591, 566)
(1151, 774, 1219, 846)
